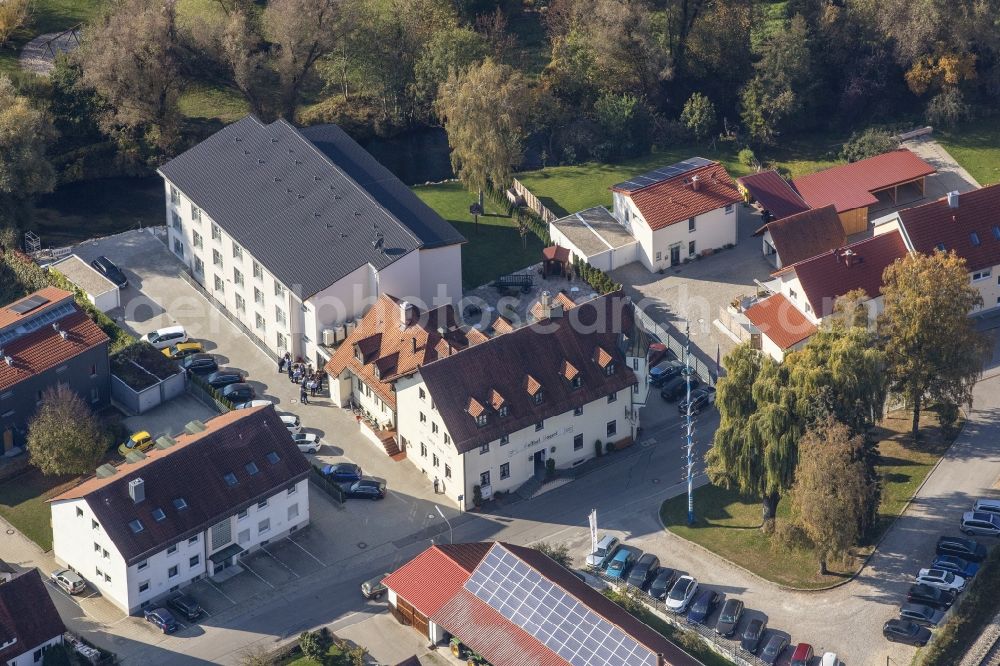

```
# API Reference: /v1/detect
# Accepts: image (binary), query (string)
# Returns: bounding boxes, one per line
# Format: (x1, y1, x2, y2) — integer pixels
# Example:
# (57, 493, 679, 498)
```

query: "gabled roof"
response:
(0, 286, 75, 331)
(382, 542, 491, 617)
(529, 292, 576, 321)
(745, 294, 816, 350)
(791, 149, 935, 213)
(790, 230, 909, 317)
(755, 205, 846, 267)
(0, 295, 109, 392)
(51, 407, 309, 564)
(418, 293, 638, 454)
(896, 184, 1000, 273)
(737, 170, 810, 220)
(0, 569, 66, 662)
(613, 161, 741, 231)
(158, 116, 464, 298)
(323, 295, 480, 409)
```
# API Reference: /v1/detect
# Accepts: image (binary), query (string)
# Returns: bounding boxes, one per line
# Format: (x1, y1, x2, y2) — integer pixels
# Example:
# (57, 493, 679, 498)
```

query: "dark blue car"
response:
(686, 589, 721, 624)
(932, 555, 979, 578)
(322, 463, 363, 484)
(143, 608, 178, 634)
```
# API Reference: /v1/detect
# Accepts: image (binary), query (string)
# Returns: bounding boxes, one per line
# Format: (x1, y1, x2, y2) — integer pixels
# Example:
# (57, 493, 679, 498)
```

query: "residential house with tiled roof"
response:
(0, 287, 110, 452)
(394, 293, 649, 510)
(753, 205, 846, 269)
(610, 158, 743, 272)
(324, 295, 487, 455)
(743, 293, 817, 362)
(49, 406, 309, 614)
(0, 569, 66, 666)
(873, 185, 1000, 312)
(383, 542, 700, 666)
(158, 116, 465, 368)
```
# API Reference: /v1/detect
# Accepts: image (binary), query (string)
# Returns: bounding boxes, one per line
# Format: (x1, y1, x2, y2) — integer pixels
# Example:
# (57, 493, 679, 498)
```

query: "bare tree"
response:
(264, 0, 339, 119)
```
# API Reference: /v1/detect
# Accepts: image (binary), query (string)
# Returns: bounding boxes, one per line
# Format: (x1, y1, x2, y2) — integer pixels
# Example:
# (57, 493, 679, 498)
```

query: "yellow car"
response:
(161, 341, 204, 359)
(119, 431, 154, 457)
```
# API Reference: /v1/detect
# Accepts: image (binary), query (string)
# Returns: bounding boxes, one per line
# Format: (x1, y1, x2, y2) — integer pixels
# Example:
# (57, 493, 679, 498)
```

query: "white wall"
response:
(418, 245, 463, 307)
(50, 498, 129, 612)
(306, 263, 377, 362)
(774, 273, 820, 325)
(349, 373, 396, 429)
(375, 250, 422, 305)
(972, 265, 1000, 312)
(7, 636, 63, 666)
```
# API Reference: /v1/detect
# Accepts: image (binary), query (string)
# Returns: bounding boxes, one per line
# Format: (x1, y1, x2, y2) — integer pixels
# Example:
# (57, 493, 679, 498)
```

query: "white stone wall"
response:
(50, 498, 129, 612)
(6, 636, 63, 666)
(418, 245, 463, 308)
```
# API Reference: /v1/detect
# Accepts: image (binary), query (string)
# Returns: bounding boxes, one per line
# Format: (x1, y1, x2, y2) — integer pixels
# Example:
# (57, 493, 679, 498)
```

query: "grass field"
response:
(0, 467, 80, 552)
(413, 181, 545, 289)
(0, 0, 103, 75)
(178, 82, 250, 124)
(660, 409, 957, 589)
(939, 117, 1000, 187)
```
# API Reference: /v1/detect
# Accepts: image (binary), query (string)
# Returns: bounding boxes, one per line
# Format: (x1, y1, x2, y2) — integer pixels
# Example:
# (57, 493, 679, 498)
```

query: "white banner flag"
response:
(589, 509, 598, 555)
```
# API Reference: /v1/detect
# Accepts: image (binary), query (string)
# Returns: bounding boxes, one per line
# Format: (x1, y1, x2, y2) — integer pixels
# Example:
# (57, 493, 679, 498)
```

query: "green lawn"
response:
(660, 409, 956, 589)
(413, 181, 545, 289)
(0, 467, 79, 552)
(0, 0, 103, 75)
(178, 82, 250, 124)
(938, 117, 1000, 187)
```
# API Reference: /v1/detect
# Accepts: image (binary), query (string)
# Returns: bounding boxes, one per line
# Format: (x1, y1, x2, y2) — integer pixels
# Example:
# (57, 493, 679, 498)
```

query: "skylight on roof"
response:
(224, 472, 238, 487)
(266, 451, 280, 464)
(173, 498, 188, 510)
(245, 462, 259, 476)
(129, 519, 144, 534)
(971, 232, 981, 246)
(151, 508, 166, 522)
(935, 243, 946, 252)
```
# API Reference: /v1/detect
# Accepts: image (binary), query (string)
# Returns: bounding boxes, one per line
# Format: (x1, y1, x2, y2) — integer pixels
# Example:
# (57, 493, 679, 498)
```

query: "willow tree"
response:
(880, 251, 989, 437)
(435, 58, 532, 197)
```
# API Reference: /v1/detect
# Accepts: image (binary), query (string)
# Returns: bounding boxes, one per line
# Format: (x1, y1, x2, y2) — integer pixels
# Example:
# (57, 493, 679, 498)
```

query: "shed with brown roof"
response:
(737, 170, 810, 221)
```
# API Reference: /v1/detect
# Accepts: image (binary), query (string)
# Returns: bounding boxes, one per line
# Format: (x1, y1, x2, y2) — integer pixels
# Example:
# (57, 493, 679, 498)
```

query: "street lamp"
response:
(435, 505, 453, 544)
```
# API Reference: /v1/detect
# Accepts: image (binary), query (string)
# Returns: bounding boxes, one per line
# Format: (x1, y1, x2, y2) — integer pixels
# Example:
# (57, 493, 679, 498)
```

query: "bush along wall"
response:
(572, 257, 623, 295)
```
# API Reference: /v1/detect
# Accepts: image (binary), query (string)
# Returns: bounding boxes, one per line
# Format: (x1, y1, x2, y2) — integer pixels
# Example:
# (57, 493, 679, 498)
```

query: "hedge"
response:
(187, 372, 234, 411)
(310, 464, 345, 503)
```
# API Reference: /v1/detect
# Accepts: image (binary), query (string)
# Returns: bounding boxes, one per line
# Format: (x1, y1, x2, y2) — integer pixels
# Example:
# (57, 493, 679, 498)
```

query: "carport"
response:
(210, 543, 244, 575)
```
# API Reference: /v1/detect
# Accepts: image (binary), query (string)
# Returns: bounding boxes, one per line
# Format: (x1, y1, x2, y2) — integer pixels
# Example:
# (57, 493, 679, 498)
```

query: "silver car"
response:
(586, 535, 619, 569)
(51, 569, 86, 594)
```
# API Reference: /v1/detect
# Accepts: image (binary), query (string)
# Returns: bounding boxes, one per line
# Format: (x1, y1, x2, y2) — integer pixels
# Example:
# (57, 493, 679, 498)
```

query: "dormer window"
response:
(605, 363, 615, 376)
(476, 414, 488, 427)
(526, 375, 542, 403)
(533, 391, 544, 405)
(571, 375, 582, 389)
(354, 346, 362, 362)
(499, 404, 509, 418)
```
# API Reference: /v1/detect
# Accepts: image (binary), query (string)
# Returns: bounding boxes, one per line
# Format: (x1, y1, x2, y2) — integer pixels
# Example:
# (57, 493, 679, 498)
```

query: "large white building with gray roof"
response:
(158, 116, 465, 365)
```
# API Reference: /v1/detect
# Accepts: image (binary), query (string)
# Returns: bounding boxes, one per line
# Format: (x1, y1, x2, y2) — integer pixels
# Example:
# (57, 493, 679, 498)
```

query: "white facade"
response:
(4, 636, 63, 666)
(162, 180, 462, 365)
(50, 478, 309, 614)
(611, 193, 739, 272)
(395, 364, 644, 512)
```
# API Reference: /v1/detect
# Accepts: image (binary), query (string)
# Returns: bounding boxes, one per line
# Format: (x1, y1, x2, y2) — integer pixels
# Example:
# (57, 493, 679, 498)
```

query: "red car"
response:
(791, 643, 814, 666)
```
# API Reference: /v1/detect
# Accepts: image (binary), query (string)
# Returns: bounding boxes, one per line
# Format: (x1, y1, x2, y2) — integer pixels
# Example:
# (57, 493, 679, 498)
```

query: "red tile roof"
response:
(791, 230, 910, 317)
(614, 162, 742, 231)
(0, 569, 66, 663)
(737, 170, 810, 220)
(745, 294, 816, 350)
(52, 407, 309, 564)
(0, 308, 109, 392)
(0, 286, 74, 330)
(542, 246, 571, 263)
(896, 184, 1000, 272)
(382, 543, 491, 617)
(529, 292, 576, 321)
(755, 205, 847, 267)
(792, 149, 935, 213)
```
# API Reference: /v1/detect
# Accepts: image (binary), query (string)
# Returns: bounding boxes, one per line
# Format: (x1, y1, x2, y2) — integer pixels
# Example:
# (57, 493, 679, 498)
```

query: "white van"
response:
(142, 325, 188, 350)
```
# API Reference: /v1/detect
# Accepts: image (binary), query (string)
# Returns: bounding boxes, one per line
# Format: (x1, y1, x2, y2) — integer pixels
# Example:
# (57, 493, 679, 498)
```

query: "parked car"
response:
(322, 463, 363, 483)
(647, 568, 676, 601)
(343, 478, 386, 500)
(936, 535, 988, 562)
(605, 549, 636, 581)
(182, 353, 218, 375)
(973, 498, 1000, 515)
(162, 341, 204, 359)
(665, 575, 698, 613)
(961, 511, 1000, 537)
(206, 369, 245, 389)
(361, 574, 388, 599)
(142, 325, 187, 350)
(790, 643, 814, 666)
(916, 568, 966, 593)
(740, 618, 767, 652)
(686, 589, 720, 625)
(649, 360, 686, 386)
(678, 386, 717, 415)
(292, 433, 320, 453)
(660, 375, 700, 402)
(715, 598, 744, 637)
(50, 569, 86, 595)
(118, 431, 153, 457)
(906, 583, 955, 610)
(820, 653, 839, 666)
(626, 554, 660, 590)
(143, 608, 178, 634)
(899, 602, 945, 627)
(279, 413, 301, 434)
(221, 383, 255, 403)
(882, 619, 930, 646)
(760, 634, 789, 664)
(647, 343, 676, 368)
(932, 554, 979, 578)
(234, 399, 273, 410)
(585, 535, 620, 569)
(90, 255, 128, 288)
(167, 593, 203, 621)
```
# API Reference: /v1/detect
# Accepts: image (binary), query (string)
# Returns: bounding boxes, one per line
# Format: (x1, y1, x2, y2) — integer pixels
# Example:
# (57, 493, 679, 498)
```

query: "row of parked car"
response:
(882, 498, 1000, 647)
(647, 346, 717, 413)
(585, 535, 836, 665)
(587, 535, 840, 666)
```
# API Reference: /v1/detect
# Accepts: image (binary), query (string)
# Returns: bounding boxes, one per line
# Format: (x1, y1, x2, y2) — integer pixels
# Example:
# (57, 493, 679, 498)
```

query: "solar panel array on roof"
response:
(465, 546, 657, 666)
(9, 295, 50, 314)
(612, 157, 713, 193)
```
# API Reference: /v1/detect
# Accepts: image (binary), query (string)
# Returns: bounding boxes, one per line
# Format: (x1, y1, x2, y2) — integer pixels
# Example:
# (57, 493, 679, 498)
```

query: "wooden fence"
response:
(511, 178, 558, 224)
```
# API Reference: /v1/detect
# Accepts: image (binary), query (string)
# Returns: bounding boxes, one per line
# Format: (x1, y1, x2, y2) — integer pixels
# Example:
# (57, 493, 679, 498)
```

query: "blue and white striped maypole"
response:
(684, 320, 695, 525)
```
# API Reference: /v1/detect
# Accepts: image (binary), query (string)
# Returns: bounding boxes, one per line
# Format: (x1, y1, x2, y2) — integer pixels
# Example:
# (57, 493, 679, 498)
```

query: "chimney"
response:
(841, 248, 857, 267)
(947, 190, 960, 209)
(59, 330, 68, 340)
(411, 337, 417, 354)
(691, 175, 701, 191)
(539, 291, 554, 319)
(399, 301, 415, 326)
(128, 478, 145, 504)
(3, 356, 11, 367)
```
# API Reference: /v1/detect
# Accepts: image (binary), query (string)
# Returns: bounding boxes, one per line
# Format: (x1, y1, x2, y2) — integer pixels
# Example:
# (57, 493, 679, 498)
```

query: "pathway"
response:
(19, 31, 80, 76)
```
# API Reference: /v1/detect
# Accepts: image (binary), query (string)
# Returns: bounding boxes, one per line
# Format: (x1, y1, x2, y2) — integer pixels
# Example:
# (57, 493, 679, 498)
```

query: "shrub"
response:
(680, 92, 717, 142)
(738, 147, 757, 168)
(595, 439, 603, 457)
(299, 628, 330, 663)
(840, 127, 898, 162)
(473, 484, 483, 507)
(545, 457, 556, 480)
